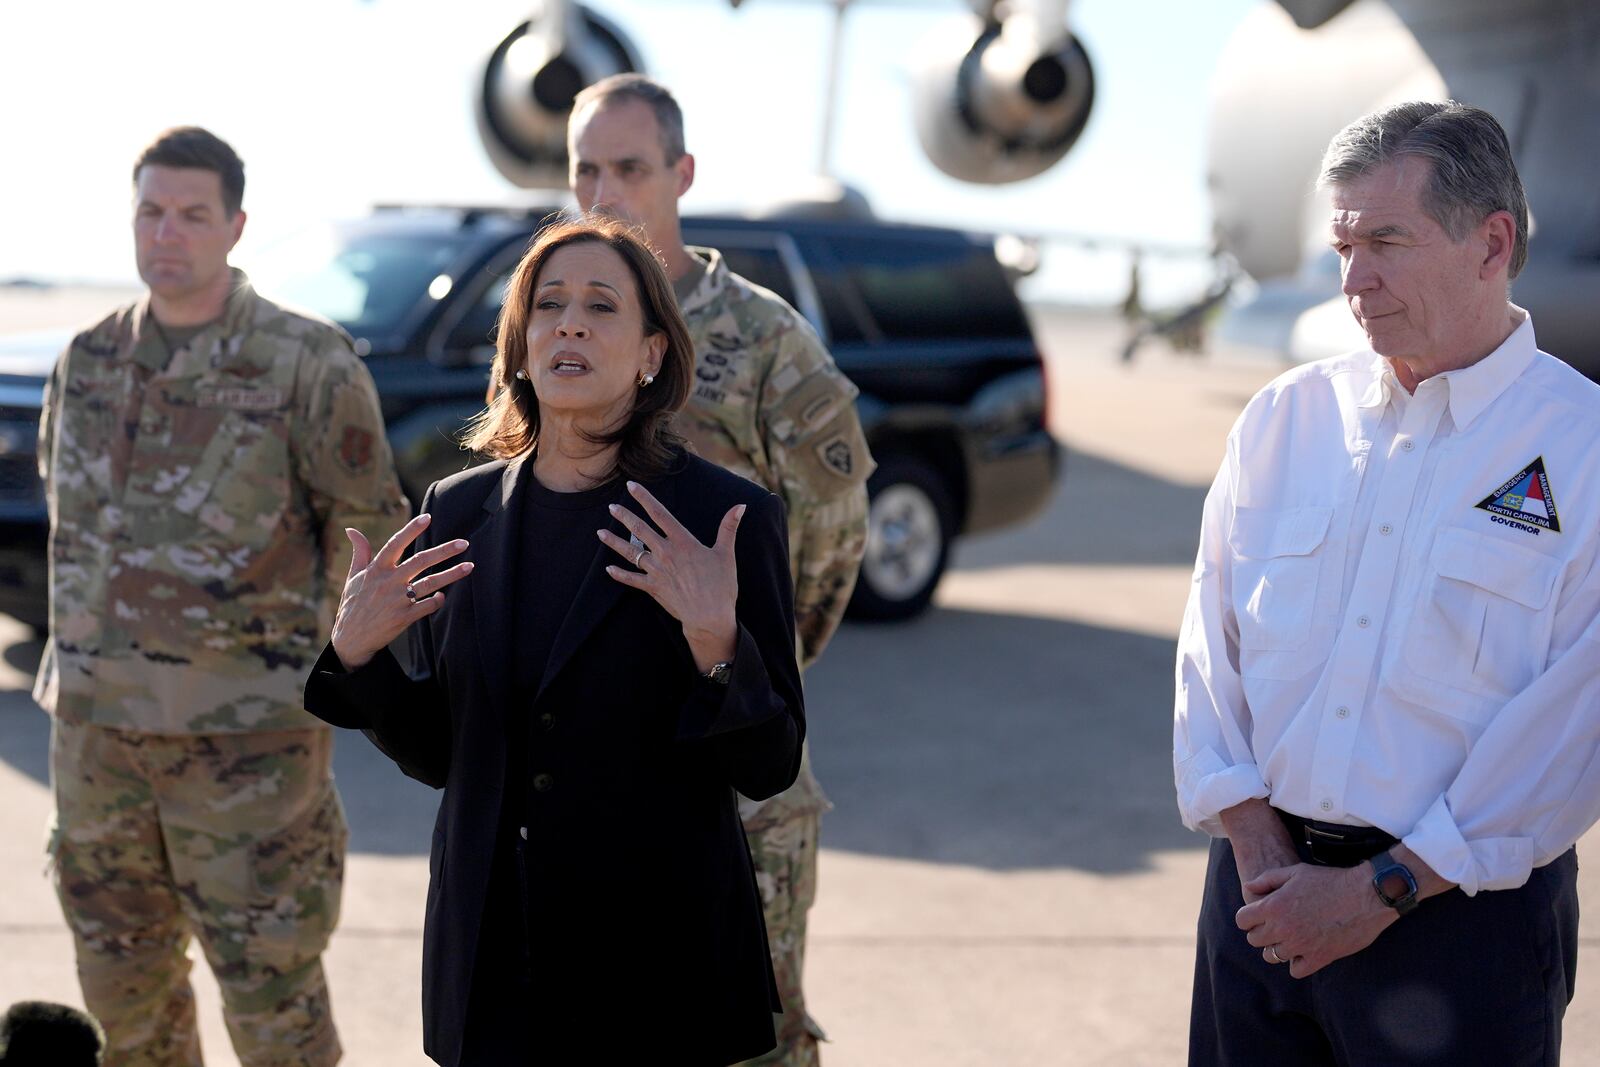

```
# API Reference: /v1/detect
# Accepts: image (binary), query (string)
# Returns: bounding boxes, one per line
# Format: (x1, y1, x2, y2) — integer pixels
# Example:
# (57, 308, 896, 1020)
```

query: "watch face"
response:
(1372, 860, 1418, 910)
(1377, 869, 1412, 901)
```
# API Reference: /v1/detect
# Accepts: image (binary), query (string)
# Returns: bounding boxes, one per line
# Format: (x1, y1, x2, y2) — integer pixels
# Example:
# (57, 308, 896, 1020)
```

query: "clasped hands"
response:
(1233, 850, 1397, 979)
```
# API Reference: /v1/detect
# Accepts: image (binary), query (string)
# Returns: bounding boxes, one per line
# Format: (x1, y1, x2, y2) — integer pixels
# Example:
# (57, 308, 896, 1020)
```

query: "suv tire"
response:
(848, 455, 954, 621)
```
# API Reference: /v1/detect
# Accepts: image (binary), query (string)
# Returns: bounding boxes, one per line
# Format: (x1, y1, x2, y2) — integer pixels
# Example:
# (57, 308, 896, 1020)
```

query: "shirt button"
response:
(1379, 523, 1393, 535)
(1321, 800, 1333, 812)
(1401, 440, 1415, 452)
(1336, 706, 1350, 719)
(518, 826, 528, 840)
(1357, 615, 1370, 628)
(539, 713, 556, 731)
(533, 773, 555, 793)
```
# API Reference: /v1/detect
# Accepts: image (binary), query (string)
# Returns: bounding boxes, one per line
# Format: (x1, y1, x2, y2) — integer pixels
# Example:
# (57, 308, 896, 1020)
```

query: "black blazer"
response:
(304, 450, 804, 1066)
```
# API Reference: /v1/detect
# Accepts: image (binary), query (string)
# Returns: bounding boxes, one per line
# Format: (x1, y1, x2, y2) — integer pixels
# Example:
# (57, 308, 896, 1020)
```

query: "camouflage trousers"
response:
(48, 719, 346, 1067)
(737, 811, 825, 1067)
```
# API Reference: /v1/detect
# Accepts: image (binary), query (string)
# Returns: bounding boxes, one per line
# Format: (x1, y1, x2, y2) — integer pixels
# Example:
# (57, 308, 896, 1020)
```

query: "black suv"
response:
(0, 207, 1057, 624)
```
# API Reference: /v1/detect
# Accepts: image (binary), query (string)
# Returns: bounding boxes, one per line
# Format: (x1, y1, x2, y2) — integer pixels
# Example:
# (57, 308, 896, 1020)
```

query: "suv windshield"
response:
(248, 225, 471, 338)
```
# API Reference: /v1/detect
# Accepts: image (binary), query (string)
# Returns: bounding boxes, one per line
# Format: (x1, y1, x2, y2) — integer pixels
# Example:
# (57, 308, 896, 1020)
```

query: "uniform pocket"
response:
(1228, 505, 1333, 653)
(1399, 527, 1560, 722)
(174, 409, 291, 550)
(241, 783, 348, 970)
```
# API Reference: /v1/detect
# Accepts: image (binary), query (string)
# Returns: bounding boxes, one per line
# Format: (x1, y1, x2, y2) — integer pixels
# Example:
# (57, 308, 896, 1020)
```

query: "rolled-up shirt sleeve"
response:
(1175, 432, 1270, 836)
(1403, 533, 1600, 895)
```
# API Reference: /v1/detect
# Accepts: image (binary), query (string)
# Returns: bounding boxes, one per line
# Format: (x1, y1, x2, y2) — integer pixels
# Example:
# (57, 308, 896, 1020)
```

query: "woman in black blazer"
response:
(303, 216, 804, 1066)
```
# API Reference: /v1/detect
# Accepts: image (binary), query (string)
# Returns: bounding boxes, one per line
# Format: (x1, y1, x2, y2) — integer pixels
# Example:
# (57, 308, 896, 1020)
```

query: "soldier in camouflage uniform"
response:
(565, 76, 873, 1065)
(35, 127, 409, 1067)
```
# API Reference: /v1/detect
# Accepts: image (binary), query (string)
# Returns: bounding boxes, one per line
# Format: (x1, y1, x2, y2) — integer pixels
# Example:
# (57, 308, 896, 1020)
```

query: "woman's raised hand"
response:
(331, 514, 474, 672)
(598, 481, 743, 672)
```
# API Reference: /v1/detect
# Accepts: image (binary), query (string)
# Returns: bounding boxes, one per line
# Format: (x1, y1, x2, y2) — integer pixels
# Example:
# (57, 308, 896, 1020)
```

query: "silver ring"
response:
(405, 583, 417, 601)
(634, 546, 648, 568)
(1268, 945, 1286, 964)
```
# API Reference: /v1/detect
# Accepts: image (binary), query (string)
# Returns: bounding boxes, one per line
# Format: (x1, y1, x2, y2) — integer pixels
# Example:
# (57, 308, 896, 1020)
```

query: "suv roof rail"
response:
(371, 203, 564, 227)
(745, 177, 876, 223)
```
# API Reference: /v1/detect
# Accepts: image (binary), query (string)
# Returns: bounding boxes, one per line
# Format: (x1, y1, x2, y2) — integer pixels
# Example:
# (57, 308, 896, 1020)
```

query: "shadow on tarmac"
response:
(955, 450, 1208, 570)
(0, 440, 1208, 870)
(4, 635, 42, 676)
(807, 606, 1202, 875)
(0, 660, 443, 857)
(0, 599, 1201, 872)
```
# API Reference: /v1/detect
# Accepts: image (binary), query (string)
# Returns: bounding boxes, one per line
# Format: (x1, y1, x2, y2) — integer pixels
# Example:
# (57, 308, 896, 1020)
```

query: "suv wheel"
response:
(848, 456, 954, 621)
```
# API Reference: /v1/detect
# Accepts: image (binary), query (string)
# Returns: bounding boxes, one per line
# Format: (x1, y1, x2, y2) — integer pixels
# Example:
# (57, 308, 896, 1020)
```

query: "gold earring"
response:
(637, 371, 655, 388)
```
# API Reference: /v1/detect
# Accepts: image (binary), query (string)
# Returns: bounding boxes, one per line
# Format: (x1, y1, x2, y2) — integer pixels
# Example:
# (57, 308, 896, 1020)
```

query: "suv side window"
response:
(713, 245, 800, 311)
(802, 247, 873, 346)
(823, 234, 1030, 341)
(445, 268, 512, 363)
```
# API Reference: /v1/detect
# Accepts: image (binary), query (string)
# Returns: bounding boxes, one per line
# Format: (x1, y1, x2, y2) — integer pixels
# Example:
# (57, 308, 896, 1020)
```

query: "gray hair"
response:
(1317, 101, 1529, 279)
(570, 73, 686, 164)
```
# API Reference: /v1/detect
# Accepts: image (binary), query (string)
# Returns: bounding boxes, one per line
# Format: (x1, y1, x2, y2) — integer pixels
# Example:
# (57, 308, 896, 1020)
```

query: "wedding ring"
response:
(1268, 945, 1286, 964)
(405, 583, 417, 601)
(634, 547, 647, 568)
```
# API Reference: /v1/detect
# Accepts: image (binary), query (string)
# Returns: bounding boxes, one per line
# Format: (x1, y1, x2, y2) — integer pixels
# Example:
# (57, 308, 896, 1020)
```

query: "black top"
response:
(510, 473, 621, 695)
(508, 473, 623, 822)
(472, 474, 623, 1058)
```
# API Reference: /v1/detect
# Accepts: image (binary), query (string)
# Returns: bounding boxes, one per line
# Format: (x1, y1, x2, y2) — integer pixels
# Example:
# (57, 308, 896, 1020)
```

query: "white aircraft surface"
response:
(1208, 0, 1600, 373)
(476, 0, 1597, 370)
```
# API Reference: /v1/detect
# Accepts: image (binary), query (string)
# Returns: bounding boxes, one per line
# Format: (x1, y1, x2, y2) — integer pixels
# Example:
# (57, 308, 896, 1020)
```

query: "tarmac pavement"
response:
(1, 305, 1595, 1065)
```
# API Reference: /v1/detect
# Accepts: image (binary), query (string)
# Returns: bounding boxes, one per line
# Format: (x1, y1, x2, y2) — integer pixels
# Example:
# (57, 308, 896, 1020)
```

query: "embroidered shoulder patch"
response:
(337, 425, 375, 475)
(1475, 456, 1560, 534)
(816, 436, 855, 478)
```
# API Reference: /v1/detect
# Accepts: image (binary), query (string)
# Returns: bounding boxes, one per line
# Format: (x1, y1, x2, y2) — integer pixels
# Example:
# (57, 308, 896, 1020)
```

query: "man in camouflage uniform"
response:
(35, 127, 409, 1067)
(564, 75, 873, 1066)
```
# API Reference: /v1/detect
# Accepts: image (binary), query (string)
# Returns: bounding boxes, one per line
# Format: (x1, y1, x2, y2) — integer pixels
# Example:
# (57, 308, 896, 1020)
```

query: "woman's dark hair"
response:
(461, 214, 694, 481)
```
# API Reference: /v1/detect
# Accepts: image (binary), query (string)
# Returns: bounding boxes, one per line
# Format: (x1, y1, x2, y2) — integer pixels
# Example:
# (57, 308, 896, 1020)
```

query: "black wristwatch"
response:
(1370, 850, 1419, 916)
(702, 661, 733, 686)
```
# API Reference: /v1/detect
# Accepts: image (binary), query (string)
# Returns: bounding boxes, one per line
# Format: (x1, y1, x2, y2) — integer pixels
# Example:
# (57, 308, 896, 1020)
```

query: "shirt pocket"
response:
(172, 408, 291, 551)
(1227, 505, 1333, 654)
(1398, 526, 1560, 722)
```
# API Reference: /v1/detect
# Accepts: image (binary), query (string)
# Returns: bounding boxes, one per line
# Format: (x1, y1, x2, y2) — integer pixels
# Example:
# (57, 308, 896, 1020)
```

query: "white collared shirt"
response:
(1174, 313, 1600, 894)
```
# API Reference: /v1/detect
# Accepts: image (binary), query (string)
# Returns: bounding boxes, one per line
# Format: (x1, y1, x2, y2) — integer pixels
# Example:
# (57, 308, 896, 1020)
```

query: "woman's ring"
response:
(1268, 945, 1286, 964)
(405, 583, 418, 601)
(634, 546, 648, 568)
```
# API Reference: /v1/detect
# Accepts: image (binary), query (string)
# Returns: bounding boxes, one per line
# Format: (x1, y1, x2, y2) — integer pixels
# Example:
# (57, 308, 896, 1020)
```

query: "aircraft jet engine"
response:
(911, 5, 1095, 185)
(476, 1, 643, 190)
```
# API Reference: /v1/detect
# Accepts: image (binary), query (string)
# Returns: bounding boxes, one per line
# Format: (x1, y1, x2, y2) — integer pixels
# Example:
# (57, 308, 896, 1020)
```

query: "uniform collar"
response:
(677, 246, 730, 316)
(1354, 308, 1538, 431)
(126, 268, 262, 377)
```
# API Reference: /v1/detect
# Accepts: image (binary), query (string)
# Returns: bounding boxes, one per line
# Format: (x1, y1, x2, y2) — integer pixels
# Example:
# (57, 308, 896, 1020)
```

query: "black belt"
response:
(1276, 809, 1397, 868)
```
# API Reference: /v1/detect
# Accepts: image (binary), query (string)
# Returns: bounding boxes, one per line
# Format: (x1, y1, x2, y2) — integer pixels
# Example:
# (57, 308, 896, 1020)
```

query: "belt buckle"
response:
(1300, 823, 1349, 866)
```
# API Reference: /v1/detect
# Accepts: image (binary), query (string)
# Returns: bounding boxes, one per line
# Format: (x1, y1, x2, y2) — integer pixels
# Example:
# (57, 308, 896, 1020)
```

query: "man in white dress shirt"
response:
(1175, 100, 1600, 1065)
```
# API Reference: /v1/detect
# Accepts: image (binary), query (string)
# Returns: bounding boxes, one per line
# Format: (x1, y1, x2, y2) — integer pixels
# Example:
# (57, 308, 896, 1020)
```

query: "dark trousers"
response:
(1190, 835, 1579, 1067)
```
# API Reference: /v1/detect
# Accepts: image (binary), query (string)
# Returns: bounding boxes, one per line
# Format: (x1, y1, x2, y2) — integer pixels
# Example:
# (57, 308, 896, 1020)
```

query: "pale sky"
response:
(0, 0, 1262, 304)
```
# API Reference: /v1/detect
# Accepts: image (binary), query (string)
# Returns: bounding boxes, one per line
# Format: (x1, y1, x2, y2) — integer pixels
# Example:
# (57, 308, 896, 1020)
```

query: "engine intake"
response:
(913, 13, 1095, 185)
(475, 2, 642, 190)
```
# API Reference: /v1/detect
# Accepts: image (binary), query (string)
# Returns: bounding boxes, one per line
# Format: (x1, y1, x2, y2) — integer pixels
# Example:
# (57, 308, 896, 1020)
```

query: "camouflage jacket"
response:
(34, 269, 409, 734)
(678, 248, 873, 824)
